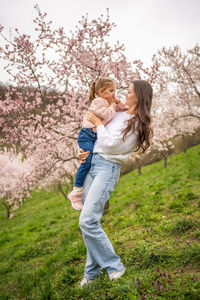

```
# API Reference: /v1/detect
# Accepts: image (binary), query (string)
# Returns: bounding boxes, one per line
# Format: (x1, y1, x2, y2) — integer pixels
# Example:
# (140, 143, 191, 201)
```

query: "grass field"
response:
(0, 144, 200, 300)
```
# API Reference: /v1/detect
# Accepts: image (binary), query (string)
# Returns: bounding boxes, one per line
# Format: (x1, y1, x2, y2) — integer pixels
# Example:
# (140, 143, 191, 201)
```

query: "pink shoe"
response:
(68, 191, 83, 211)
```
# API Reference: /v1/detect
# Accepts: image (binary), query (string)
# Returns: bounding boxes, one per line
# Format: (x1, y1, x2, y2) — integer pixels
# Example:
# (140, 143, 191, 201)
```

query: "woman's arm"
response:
(77, 148, 90, 163)
(86, 112, 137, 154)
(86, 111, 102, 127)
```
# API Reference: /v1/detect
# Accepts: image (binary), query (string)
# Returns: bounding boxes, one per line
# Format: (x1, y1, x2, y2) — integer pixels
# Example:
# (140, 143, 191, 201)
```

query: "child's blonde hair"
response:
(89, 77, 115, 104)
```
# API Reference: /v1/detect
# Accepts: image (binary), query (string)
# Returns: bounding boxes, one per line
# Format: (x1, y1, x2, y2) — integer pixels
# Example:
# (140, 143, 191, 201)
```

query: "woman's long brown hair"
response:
(122, 80, 153, 152)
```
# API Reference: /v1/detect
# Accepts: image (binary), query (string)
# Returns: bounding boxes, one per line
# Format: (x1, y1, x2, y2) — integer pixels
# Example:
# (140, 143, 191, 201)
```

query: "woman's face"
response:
(125, 83, 138, 113)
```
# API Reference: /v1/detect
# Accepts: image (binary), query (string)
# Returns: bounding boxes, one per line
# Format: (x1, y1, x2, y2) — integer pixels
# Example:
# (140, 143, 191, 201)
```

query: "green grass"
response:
(0, 144, 200, 300)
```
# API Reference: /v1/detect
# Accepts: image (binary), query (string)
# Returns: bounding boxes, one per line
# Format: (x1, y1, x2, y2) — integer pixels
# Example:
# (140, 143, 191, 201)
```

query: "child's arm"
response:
(114, 97, 128, 112)
(90, 98, 116, 122)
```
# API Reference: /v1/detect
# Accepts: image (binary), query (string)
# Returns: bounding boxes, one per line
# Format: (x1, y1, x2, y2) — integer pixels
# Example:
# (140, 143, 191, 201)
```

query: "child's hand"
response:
(114, 97, 121, 104)
(104, 93, 115, 105)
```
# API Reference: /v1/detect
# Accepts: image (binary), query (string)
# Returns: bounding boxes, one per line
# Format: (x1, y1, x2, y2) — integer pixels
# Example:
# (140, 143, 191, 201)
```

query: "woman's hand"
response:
(77, 148, 90, 164)
(86, 111, 102, 127)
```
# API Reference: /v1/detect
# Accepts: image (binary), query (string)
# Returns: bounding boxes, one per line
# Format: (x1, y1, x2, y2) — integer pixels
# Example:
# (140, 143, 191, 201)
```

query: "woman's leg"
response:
(79, 154, 124, 279)
(80, 169, 102, 278)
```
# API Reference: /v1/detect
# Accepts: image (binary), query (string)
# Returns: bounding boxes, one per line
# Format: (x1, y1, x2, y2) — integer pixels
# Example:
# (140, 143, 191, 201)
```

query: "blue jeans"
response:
(79, 153, 125, 279)
(74, 128, 97, 187)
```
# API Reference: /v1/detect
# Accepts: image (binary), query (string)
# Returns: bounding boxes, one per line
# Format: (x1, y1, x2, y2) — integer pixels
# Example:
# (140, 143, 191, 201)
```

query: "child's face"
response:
(99, 84, 115, 102)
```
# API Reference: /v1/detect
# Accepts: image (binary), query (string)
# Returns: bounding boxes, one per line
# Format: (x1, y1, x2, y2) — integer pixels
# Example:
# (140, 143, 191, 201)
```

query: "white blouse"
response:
(93, 111, 138, 164)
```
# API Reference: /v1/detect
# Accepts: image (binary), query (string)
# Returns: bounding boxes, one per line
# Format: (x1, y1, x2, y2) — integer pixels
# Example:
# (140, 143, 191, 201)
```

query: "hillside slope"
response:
(0, 144, 200, 299)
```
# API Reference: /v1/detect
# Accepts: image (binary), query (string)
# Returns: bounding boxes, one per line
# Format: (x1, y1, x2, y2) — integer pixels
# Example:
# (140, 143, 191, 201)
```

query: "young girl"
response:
(68, 77, 127, 211)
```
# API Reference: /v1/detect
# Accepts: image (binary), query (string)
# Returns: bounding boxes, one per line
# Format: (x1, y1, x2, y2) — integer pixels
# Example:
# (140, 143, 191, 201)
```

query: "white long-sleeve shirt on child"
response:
(82, 97, 128, 128)
(93, 111, 138, 164)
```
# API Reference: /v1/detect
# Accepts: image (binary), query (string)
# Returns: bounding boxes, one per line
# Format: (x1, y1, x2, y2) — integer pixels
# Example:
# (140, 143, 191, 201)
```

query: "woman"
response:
(78, 80, 153, 288)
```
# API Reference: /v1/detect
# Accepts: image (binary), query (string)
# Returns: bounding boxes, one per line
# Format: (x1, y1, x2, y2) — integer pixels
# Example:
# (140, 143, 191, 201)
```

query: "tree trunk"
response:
(182, 136, 187, 153)
(57, 183, 67, 200)
(138, 166, 142, 175)
(103, 200, 109, 215)
(163, 156, 167, 168)
(2, 201, 10, 219)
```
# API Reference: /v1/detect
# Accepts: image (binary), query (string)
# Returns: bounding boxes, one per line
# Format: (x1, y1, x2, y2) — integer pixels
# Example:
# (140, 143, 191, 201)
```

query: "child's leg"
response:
(68, 128, 97, 210)
(74, 128, 97, 187)
(74, 152, 93, 187)
(69, 152, 93, 210)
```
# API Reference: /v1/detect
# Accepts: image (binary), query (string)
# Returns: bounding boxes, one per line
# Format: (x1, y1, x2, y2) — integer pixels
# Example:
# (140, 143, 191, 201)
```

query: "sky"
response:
(0, 0, 200, 83)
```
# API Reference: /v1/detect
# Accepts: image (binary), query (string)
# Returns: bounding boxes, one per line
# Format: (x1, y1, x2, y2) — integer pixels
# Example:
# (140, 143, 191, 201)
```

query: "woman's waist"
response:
(93, 151, 135, 164)
(92, 153, 121, 168)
